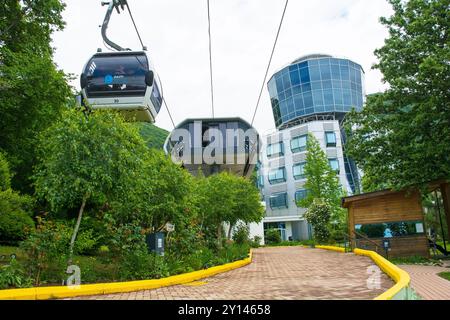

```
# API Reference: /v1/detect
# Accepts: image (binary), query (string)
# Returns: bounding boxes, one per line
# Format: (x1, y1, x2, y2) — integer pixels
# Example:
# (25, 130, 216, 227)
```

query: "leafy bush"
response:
(74, 229, 99, 255)
(0, 189, 34, 242)
(0, 152, 11, 191)
(166, 224, 204, 259)
(104, 221, 146, 257)
(217, 243, 250, 263)
(232, 223, 250, 245)
(251, 236, 262, 248)
(265, 228, 281, 244)
(118, 248, 169, 281)
(0, 259, 32, 289)
(20, 219, 69, 285)
(19, 218, 99, 285)
(304, 199, 332, 243)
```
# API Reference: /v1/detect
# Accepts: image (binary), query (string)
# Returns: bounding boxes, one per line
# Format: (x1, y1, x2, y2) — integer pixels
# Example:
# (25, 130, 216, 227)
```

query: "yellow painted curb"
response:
(0, 250, 253, 300)
(315, 245, 346, 253)
(353, 248, 411, 300)
(314, 245, 411, 300)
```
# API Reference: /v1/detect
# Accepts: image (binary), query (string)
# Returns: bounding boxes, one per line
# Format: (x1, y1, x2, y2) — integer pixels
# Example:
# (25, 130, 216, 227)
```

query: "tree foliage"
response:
(113, 150, 197, 234)
(299, 134, 345, 209)
(304, 199, 332, 243)
(0, 0, 72, 193)
(0, 152, 12, 191)
(196, 172, 264, 247)
(33, 109, 147, 212)
(33, 109, 148, 259)
(136, 123, 169, 150)
(298, 134, 347, 240)
(0, 151, 35, 242)
(345, 0, 450, 191)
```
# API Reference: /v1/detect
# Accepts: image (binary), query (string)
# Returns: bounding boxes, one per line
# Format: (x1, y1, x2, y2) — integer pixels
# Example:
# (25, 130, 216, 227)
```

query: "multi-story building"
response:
(255, 54, 365, 241)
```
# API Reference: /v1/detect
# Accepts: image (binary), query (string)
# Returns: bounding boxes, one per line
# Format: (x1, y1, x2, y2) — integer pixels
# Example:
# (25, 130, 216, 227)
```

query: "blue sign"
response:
(104, 74, 113, 84)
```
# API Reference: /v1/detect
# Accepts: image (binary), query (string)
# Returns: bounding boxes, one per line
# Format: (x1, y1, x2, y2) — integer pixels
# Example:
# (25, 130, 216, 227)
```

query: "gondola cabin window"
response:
(85, 54, 149, 98)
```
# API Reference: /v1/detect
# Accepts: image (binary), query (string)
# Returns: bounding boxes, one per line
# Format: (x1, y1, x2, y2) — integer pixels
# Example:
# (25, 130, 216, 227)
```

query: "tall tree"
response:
(299, 134, 345, 210)
(33, 109, 148, 262)
(196, 172, 235, 248)
(226, 176, 265, 240)
(0, 0, 72, 193)
(196, 172, 264, 247)
(299, 134, 347, 239)
(345, 0, 450, 191)
(113, 150, 198, 234)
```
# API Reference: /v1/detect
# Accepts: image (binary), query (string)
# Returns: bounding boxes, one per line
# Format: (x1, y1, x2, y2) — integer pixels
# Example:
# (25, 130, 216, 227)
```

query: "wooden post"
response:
(348, 205, 355, 249)
(440, 182, 450, 238)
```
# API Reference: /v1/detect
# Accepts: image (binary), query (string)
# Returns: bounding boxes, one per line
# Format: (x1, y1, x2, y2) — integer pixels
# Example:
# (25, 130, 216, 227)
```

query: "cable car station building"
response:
(164, 117, 260, 179)
(256, 54, 365, 241)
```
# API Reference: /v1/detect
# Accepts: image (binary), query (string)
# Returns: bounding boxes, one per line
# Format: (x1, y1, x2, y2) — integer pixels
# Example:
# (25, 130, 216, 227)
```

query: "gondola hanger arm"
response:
(101, 0, 129, 51)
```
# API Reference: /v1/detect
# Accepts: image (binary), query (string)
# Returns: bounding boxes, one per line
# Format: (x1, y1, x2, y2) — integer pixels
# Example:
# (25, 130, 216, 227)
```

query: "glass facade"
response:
(295, 189, 309, 205)
(293, 162, 306, 180)
(329, 158, 340, 173)
(268, 167, 286, 185)
(291, 135, 307, 153)
(269, 193, 288, 209)
(267, 142, 284, 157)
(325, 131, 336, 147)
(267, 55, 365, 128)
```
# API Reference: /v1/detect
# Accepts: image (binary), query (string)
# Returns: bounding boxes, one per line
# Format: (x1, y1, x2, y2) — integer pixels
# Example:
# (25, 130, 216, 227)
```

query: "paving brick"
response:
(398, 265, 450, 300)
(69, 247, 392, 300)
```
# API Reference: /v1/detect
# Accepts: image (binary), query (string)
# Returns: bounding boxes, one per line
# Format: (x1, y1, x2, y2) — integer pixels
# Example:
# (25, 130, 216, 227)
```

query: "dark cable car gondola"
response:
(80, 0, 162, 122)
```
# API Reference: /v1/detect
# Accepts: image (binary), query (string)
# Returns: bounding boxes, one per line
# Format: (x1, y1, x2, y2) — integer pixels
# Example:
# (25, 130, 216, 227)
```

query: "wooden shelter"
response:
(343, 189, 426, 258)
(342, 180, 450, 258)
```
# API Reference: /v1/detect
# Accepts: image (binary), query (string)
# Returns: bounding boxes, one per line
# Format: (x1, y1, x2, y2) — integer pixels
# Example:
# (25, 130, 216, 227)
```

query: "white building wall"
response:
(249, 222, 265, 245)
(253, 120, 354, 241)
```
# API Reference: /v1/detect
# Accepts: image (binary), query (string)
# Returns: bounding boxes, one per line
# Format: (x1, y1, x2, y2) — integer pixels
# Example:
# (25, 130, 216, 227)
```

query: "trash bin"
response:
(146, 232, 165, 256)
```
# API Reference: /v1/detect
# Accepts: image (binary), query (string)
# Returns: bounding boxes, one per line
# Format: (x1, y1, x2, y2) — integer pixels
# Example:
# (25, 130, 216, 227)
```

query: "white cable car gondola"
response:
(80, 0, 162, 122)
(80, 51, 162, 122)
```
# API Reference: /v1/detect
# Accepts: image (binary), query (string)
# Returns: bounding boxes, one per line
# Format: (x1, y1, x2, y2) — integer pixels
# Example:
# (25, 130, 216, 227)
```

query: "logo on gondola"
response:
(104, 74, 113, 84)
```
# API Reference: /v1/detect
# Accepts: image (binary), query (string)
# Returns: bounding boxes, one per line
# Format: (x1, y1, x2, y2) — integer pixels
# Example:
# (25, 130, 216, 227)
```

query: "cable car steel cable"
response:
(80, 0, 163, 123)
(206, 0, 215, 119)
(250, 0, 289, 126)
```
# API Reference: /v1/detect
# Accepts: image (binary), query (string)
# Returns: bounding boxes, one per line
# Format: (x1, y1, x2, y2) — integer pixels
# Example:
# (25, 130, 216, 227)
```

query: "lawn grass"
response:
(0, 245, 119, 285)
(389, 255, 440, 265)
(0, 246, 26, 265)
(438, 272, 450, 282)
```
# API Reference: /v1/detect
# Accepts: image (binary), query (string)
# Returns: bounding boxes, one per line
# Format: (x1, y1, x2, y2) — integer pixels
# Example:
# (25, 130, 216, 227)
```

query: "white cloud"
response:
(52, 0, 393, 134)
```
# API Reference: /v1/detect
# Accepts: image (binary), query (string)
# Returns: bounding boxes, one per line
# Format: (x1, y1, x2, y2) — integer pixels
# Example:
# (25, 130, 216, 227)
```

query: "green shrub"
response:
(232, 224, 250, 245)
(304, 199, 332, 243)
(118, 248, 169, 281)
(73, 229, 99, 256)
(166, 224, 204, 258)
(0, 189, 35, 242)
(20, 219, 69, 285)
(251, 236, 262, 248)
(0, 258, 32, 289)
(264, 228, 281, 244)
(0, 152, 11, 191)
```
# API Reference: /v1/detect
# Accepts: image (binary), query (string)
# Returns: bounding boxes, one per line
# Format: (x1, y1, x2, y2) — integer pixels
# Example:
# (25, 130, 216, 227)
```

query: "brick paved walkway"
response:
(398, 265, 450, 300)
(69, 247, 393, 300)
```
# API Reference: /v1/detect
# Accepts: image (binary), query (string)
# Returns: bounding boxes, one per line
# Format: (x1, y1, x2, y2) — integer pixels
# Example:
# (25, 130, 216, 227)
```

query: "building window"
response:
(258, 175, 264, 188)
(325, 131, 336, 147)
(295, 189, 309, 206)
(269, 193, 288, 209)
(293, 162, 306, 180)
(291, 135, 308, 153)
(355, 221, 425, 239)
(268, 167, 286, 185)
(329, 158, 340, 174)
(267, 142, 284, 157)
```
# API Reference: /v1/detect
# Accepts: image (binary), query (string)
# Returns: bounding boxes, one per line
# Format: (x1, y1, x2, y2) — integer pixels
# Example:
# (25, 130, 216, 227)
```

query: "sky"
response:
(51, 0, 393, 135)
